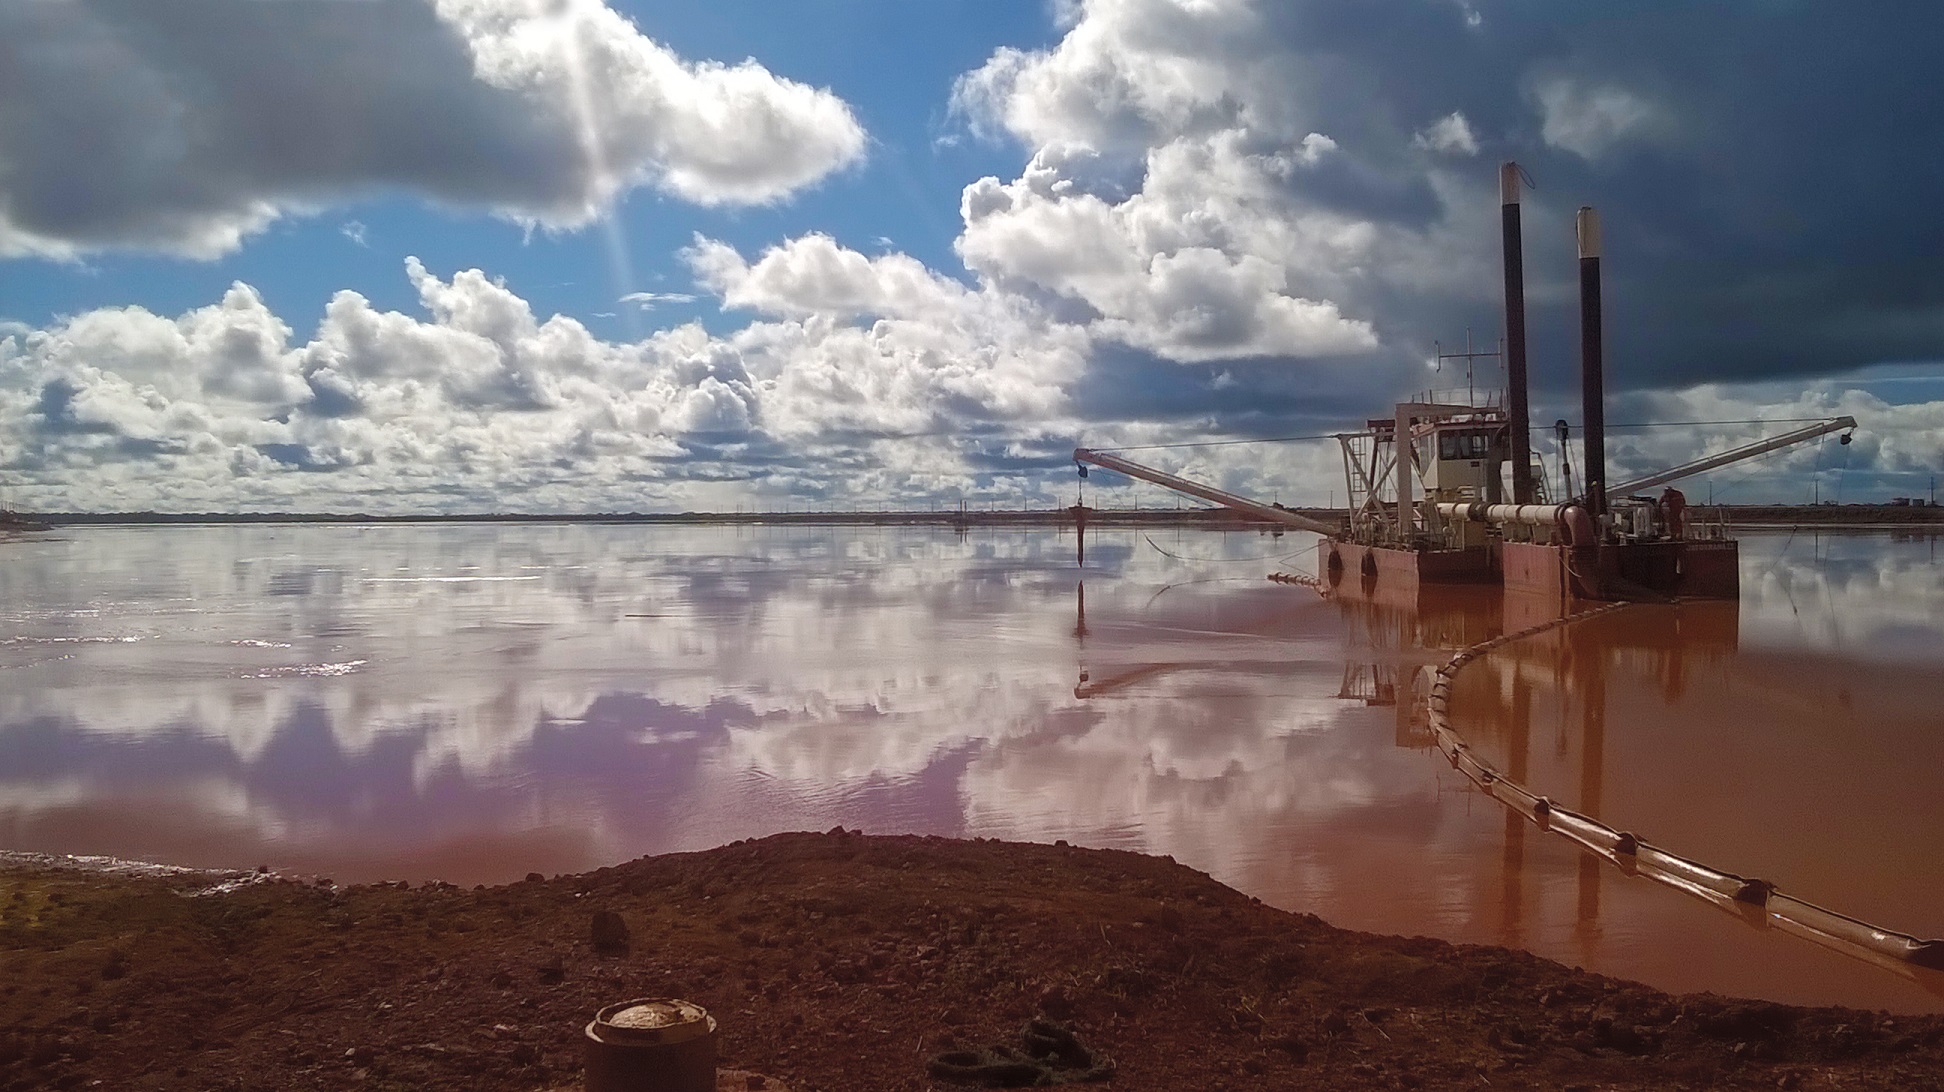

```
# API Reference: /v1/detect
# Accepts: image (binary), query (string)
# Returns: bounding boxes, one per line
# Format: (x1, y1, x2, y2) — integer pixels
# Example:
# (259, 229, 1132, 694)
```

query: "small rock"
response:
(1267, 1034, 1308, 1062)
(343, 1046, 375, 1067)
(524, 872, 545, 884)
(536, 957, 565, 986)
(1038, 986, 1073, 1019)
(590, 911, 630, 954)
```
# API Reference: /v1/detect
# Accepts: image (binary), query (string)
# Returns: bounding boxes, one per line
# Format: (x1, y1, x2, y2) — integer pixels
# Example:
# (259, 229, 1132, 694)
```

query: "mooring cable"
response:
(1104, 419, 1828, 452)
(1094, 433, 1338, 453)
(1140, 574, 1257, 610)
(1536, 417, 1831, 433)
(1142, 533, 1312, 564)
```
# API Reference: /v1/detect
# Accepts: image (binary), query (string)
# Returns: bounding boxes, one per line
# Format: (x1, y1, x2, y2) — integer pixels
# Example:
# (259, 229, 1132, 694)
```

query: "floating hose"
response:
(1429, 603, 1944, 983)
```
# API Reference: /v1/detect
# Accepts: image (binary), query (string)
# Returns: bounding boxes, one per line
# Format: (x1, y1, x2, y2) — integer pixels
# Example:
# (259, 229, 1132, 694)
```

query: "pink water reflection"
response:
(1, 524, 1940, 1012)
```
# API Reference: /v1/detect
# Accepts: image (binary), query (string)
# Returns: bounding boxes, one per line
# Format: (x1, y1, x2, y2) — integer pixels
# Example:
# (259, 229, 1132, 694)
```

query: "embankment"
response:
(4, 833, 1940, 1091)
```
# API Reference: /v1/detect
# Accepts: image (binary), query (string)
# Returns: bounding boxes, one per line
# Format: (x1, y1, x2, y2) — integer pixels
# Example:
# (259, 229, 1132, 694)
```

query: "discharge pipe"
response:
(1434, 501, 1597, 548)
(1607, 416, 1859, 497)
(1438, 503, 1565, 527)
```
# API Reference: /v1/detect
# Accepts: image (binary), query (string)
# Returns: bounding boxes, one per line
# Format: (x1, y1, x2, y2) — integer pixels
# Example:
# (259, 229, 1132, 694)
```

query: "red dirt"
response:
(4, 831, 1942, 1091)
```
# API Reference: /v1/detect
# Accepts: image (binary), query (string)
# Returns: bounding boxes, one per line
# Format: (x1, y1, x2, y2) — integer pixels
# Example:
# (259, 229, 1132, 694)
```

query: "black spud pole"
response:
(1576, 206, 1606, 519)
(1502, 163, 1534, 504)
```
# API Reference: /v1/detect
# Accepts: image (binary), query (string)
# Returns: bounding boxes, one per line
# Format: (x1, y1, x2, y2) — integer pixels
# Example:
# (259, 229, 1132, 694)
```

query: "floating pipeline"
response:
(1427, 603, 1944, 987)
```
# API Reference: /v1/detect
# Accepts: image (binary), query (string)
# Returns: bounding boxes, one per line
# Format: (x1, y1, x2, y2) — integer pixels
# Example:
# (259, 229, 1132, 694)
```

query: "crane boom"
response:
(1072, 448, 1342, 536)
(1606, 416, 1857, 497)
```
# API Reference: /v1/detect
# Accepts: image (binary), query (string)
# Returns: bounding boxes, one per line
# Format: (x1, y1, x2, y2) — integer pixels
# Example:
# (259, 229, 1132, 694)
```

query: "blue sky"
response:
(2, 3, 1043, 335)
(2, 0, 1941, 512)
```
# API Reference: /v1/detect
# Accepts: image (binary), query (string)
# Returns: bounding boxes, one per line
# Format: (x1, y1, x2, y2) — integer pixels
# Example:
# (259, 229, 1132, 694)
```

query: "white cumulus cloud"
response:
(1413, 112, 1479, 157)
(1531, 77, 1660, 160)
(0, 254, 1089, 512)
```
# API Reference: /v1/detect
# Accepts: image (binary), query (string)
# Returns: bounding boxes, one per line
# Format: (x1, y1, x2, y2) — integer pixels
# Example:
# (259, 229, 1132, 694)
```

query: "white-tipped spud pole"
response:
(1501, 163, 1534, 504)
(1577, 207, 1606, 519)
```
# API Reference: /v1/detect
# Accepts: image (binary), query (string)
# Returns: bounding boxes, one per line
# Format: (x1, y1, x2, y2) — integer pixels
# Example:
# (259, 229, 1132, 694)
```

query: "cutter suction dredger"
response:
(1073, 162, 1857, 604)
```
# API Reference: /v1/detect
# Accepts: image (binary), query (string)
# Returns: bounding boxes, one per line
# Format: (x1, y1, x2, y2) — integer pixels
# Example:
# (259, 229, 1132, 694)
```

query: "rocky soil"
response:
(4, 831, 1942, 1091)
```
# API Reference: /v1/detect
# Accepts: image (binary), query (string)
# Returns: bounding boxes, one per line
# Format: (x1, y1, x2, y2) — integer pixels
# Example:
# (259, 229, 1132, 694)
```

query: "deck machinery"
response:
(1075, 164, 1855, 604)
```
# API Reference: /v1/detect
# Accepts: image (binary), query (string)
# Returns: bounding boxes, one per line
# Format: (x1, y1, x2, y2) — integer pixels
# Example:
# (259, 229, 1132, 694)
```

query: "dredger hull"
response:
(1319, 538, 1740, 604)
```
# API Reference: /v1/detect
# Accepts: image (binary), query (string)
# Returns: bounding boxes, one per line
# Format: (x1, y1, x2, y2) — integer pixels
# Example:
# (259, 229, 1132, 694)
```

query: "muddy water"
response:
(1, 524, 1940, 1012)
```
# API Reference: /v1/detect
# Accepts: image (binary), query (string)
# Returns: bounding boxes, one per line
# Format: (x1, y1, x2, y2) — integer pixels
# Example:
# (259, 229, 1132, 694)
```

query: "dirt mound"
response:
(4, 831, 1940, 1090)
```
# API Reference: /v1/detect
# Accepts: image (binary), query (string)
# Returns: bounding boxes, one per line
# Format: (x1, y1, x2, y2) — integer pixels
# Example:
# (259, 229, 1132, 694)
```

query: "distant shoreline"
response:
(8, 503, 1941, 529)
(1696, 503, 1944, 527)
(14, 507, 1318, 529)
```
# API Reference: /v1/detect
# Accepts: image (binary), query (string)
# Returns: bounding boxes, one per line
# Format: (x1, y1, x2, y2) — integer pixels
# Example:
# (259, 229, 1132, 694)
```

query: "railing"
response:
(1412, 387, 1504, 411)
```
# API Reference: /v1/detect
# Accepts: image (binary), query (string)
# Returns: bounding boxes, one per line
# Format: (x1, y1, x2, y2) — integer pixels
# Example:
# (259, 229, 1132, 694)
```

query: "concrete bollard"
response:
(584, 998, 717, 1092)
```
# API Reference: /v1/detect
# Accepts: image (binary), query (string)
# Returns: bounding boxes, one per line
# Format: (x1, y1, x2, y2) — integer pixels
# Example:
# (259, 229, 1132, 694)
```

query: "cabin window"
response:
(1438, 430, 1491, 460)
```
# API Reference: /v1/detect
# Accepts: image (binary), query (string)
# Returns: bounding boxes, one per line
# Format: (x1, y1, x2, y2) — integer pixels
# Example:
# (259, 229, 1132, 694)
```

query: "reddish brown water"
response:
(2, 524, 1940, 1012)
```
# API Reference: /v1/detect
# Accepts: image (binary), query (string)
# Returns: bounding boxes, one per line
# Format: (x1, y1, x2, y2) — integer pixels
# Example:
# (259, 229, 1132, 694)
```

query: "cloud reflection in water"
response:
(2, 524, 1942, 1013)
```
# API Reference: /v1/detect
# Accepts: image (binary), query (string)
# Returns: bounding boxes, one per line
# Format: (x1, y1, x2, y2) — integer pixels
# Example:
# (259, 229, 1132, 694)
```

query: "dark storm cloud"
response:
(1306, 1, 1944, 390)
(1, 1, 542, 241)
(1069, 344, 1420, 432)
(964, 0, 1944, 402)
(0, 0, 865, 257)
